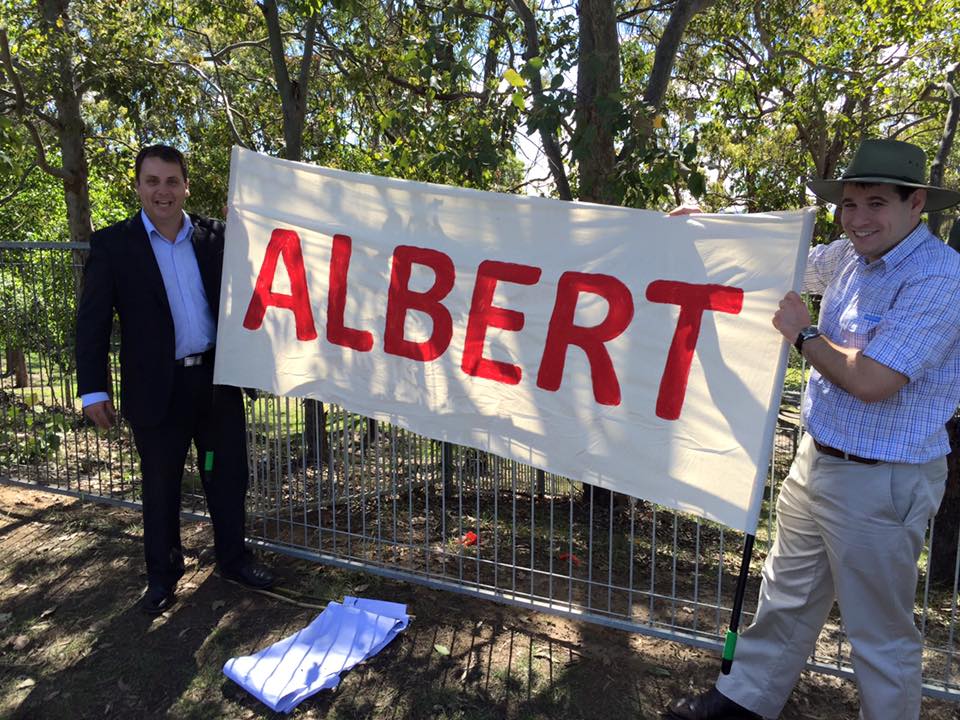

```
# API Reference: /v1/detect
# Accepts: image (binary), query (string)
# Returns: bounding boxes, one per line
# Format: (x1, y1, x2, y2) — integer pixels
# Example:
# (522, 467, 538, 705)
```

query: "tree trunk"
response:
(31, 0, 93, 249)
(575, 0, 620, 205)
(949, 219, 960, 253)
(259, 0, 327, 466)
(260, 0, 315, 163)
(6, 348, 28, 387)
(930, 415, 960, 587)
(928, 63, 959, 239)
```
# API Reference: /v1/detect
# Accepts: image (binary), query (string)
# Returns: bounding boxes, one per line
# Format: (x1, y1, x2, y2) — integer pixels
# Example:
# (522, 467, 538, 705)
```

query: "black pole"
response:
(721, 532, 755, 674)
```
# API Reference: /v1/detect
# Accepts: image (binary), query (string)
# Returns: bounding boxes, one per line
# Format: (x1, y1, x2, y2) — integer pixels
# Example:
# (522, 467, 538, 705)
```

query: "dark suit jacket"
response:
(76, 212, 226, 428)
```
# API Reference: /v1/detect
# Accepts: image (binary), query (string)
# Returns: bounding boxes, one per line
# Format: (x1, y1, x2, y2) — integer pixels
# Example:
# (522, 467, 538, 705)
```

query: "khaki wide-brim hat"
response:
(807, 139, 960, 212)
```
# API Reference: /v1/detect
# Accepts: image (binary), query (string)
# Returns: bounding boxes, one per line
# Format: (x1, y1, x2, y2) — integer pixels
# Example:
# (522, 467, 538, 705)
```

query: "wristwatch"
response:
(794, 325, 821, 353)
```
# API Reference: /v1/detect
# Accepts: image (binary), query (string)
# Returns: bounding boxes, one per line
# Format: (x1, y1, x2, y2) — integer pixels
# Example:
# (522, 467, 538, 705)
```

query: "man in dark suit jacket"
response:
(76, 144, 273, 614)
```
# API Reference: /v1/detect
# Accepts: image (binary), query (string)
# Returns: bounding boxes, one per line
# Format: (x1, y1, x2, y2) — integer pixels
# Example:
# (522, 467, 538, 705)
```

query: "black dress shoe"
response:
(220, 561, 274, 589)
(664, 687, 762, 720)
(141, 584, 176, 615)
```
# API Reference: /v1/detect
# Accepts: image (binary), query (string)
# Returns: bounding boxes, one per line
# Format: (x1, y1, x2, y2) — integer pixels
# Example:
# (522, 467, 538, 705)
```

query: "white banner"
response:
(215, 147, 814, 532)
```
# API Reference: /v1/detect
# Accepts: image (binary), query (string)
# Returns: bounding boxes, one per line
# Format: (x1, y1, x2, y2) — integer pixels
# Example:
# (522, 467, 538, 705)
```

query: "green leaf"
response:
(511, 91, 526, 111)
(434, 644, 451, 656)
(503, 68, 526, 88)
(687, 170, 706, 198)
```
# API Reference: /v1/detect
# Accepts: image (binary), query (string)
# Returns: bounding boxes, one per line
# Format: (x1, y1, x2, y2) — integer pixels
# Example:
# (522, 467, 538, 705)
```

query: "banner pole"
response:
(721, 532, 755, 674)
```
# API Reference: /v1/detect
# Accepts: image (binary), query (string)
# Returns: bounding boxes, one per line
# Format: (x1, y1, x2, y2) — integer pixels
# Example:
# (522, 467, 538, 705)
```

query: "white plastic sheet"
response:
(223, 596, 410, 713)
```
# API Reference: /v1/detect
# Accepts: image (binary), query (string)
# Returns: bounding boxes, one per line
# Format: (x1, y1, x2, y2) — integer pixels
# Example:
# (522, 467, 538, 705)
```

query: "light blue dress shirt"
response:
(81, 210, 217, 408)
(802, 223, 960, 463)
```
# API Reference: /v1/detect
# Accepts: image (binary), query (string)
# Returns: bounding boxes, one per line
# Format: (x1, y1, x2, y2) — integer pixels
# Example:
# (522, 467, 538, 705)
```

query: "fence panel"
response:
(1, 241, 958, 700)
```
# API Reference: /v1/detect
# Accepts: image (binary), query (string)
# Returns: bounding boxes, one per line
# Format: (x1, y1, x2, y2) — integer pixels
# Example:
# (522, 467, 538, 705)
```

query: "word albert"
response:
(241, 229, 744, 420)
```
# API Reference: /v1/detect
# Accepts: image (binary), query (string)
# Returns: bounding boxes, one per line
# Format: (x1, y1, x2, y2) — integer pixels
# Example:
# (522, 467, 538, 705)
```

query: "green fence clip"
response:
(204, 451, 214, 472)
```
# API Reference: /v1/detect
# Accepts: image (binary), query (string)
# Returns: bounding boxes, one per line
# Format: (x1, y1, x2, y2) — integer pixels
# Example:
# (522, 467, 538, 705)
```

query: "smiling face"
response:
(136, 156, 189, 232)
(840, 183, 926, 263)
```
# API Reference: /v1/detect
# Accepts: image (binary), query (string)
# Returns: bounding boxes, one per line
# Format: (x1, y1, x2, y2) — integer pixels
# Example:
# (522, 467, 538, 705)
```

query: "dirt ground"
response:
(1, 483, 957, 720)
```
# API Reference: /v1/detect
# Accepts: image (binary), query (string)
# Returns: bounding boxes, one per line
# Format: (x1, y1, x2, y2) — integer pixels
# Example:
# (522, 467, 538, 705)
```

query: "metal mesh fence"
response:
(2, 241, 958, 700)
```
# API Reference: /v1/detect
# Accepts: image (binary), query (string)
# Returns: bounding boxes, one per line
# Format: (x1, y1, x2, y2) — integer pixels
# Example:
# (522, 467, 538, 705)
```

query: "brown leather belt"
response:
(813, 439, 879, 465)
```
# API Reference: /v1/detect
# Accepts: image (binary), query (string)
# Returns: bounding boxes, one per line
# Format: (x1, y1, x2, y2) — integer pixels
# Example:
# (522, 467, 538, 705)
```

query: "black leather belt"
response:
(813, 439, 879, 465)
(175, 348, 214, 367)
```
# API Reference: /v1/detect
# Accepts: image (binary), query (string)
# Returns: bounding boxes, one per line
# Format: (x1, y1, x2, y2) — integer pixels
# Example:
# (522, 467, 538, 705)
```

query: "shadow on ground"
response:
(1, 484, 956, 720)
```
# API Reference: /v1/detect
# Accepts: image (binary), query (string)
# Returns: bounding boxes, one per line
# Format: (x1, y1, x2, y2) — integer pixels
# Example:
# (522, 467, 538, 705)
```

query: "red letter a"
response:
(383, 245, 455, 362)
(645, 280, 744, 421)
(242, 228, 317, 340)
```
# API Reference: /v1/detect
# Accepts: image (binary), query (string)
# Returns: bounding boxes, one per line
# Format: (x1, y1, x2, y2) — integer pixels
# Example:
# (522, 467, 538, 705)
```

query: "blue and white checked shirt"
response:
(802, 223, 960, 463)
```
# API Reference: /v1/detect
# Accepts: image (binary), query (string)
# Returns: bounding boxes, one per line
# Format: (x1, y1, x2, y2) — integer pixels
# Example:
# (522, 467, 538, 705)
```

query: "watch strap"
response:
(794, 325, 820, 353)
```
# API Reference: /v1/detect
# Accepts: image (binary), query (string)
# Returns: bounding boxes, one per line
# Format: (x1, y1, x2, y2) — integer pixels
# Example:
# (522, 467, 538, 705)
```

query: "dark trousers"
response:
(131, 362, 249, 587)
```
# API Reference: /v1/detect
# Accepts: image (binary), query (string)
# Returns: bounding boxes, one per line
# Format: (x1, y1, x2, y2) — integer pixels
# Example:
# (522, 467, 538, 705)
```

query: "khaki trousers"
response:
(716, 434, 946, 719)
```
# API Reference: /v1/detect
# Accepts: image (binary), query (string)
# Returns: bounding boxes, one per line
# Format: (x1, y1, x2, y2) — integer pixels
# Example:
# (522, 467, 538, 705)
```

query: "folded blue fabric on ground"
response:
(223, 596, 410, 713)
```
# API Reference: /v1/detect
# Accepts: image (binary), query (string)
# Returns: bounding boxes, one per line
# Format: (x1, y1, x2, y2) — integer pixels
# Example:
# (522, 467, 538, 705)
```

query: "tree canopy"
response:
(2, 0, 958, 242)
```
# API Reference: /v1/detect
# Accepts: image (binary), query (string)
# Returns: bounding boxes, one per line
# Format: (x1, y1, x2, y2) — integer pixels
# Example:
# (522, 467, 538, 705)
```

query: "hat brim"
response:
(806, 177, 960, 212)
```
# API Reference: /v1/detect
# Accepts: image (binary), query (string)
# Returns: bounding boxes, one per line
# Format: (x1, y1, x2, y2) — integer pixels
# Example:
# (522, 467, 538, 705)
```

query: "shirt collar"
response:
(141, 209, 193, 245)
(854, 222, 930, 272)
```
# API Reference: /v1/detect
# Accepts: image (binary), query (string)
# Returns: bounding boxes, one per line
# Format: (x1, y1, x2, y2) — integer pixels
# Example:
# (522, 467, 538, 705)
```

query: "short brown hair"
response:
(135, 145, 188, 182)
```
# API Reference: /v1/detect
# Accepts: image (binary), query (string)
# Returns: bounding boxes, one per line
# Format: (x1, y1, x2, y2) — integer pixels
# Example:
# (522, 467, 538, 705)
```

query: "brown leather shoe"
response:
(664, 687, 762, 719)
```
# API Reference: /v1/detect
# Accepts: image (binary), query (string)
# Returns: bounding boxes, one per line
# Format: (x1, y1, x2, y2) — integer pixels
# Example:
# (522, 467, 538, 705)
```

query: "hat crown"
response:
(841, 139, 928, 185)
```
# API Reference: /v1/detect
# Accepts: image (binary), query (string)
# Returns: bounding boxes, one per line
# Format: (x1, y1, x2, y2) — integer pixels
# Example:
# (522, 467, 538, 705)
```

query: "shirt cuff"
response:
(81, 392, 111, 408)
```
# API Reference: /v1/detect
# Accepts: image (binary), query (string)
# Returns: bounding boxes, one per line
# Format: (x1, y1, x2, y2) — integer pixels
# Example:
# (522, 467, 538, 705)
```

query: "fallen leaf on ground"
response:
(434, 644, 451, 656)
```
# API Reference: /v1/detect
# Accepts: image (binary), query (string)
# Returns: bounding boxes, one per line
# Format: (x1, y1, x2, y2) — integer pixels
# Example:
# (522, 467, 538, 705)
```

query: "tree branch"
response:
(507, 0, 572, 201)
(0, 162, 37, 206)
(0, 28, 70, 180)
(297, 14, 317, 98)
(204, 35, 292, 61)
(617, 2, 675, 22)
(643, 0, 716, 111)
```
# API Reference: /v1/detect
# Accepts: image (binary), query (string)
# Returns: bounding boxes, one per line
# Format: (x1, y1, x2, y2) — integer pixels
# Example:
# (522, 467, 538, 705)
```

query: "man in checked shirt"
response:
(666, 139, 960, 720)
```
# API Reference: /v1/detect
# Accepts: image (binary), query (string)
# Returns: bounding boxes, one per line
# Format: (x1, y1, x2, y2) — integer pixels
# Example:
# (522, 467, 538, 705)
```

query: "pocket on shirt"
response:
(840, 312, 882, 349)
